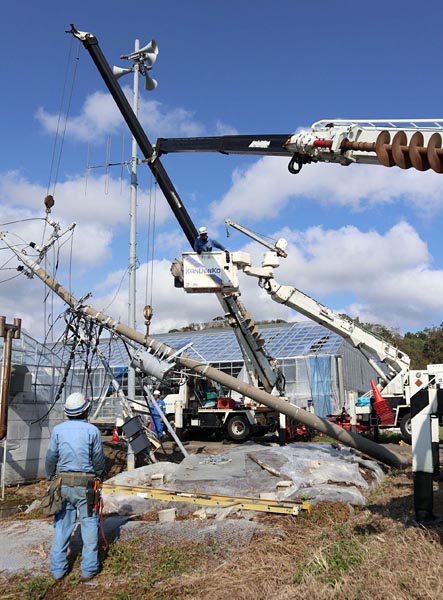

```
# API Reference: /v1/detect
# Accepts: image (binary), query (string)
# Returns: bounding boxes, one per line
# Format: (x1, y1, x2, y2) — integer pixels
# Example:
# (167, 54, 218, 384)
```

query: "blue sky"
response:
(1, 1, 443, 342)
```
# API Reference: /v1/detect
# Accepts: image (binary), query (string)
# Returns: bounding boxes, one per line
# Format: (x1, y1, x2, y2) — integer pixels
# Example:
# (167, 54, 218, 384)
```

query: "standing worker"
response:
(150, 390, 166, 438)
(45, 392, 106, 582)
(194, 226, 227, 254)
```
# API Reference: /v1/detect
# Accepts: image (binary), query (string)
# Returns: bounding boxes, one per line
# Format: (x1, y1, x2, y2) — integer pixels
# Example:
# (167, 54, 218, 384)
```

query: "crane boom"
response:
(220, 220, 409, 387)
(225, 219, 288, 258)
(261, 277, 410, 388)
(229, 251, 411, 400)
(68, 24, 283, 393)
(154, 118, 443, 175)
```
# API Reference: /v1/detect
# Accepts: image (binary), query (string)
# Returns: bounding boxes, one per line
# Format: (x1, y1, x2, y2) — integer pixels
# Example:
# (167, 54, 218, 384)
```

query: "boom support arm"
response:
(68, 25, 197, 245)
(261, 277, 410, 381)
(225, 219, 288, 258)
(68, 25, 282, 393)
(229, 243, 410, 394)
(154, 119, 443, 175)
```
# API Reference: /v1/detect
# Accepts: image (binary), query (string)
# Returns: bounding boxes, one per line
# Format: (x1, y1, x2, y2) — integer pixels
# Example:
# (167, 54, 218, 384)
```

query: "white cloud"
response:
(234, 221, 443, 332)
(2, 219, 442, 343)
(214, 120, 239, 135)
(36, 91, 122, 142)
(0, 170, 174, 267)
(138, 99, 204, 138)
(35, 88, 232, 143)
(209, 157, 443, 223)
(280, 221, 430, 294)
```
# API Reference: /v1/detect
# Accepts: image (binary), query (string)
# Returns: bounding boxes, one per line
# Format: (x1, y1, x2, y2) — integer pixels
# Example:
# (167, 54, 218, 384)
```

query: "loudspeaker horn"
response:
(113, 65, 133, 79)
(140, 40, 158, 67)
(126, 40, 158, 66)
(144, 73, 158, 91)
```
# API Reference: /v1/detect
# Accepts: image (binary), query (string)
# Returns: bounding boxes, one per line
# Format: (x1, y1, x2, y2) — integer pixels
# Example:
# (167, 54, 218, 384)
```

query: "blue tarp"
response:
(309, 355, 331, 418)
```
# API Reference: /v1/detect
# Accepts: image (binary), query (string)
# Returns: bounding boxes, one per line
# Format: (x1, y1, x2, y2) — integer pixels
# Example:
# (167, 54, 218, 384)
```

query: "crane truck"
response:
(153, 120, 443, 442)
(70, 25, 443, 443)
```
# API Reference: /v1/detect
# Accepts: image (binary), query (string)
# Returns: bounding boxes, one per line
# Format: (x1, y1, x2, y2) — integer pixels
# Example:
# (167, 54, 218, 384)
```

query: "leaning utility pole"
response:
(0, 232, 410, 470)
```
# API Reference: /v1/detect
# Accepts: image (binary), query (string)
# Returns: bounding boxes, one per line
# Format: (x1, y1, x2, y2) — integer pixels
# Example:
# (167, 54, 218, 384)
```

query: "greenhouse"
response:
(0, 330, 83, 485)
(0, 320, 382, 485)
(80, 320, 381, 426)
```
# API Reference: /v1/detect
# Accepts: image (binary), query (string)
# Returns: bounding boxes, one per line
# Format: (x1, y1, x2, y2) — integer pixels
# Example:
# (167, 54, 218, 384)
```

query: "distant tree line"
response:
(362, 322, 443, 369)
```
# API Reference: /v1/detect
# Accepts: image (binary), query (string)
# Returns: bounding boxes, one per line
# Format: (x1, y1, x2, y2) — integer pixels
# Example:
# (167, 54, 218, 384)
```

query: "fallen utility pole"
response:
(0, 233, 410, 469)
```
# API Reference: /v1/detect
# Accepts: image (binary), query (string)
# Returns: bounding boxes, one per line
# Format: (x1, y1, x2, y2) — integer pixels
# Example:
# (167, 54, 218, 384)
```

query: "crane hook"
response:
(288, 154, 303, 175)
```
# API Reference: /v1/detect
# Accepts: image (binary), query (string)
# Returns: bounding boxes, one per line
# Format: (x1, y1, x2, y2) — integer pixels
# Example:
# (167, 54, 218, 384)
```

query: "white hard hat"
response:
(153, 390, 161, 396)
(65, 392, 91, 417)
(198, 226, 207, 234)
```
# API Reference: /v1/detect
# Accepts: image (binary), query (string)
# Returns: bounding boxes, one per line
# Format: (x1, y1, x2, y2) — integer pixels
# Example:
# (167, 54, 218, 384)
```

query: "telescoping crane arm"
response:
(225, 219, 288, 258)
(154, 119, 443, 175)
(223, 220, 410, 395)
(241, 260, 411, 397)
(67, 25, 283, 394)
(261, 277, 410, 383)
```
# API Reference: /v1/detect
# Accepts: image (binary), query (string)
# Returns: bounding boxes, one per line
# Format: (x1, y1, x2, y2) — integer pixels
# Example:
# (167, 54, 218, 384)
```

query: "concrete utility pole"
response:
(113, 39, 158, 469)
(0, 236, 410, 471)
(127, 41, 140, 451)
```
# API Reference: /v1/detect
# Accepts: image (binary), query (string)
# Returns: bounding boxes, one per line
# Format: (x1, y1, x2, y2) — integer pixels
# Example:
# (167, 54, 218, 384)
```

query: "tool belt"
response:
(59, 472, 97, 487)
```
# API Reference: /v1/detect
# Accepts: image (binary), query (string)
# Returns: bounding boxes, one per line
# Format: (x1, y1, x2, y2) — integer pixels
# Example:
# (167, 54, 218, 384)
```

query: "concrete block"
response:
(276, 480, 292, 489)
(158, 508, 177, 523)
(25, 499, 42, 513)
(259, 492, 278, 501)
(215, 506, 235, 520)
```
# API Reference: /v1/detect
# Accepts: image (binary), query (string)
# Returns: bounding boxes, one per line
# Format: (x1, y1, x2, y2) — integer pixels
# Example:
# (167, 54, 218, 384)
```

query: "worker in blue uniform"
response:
(150, 390, 166, 438)
(45, 392, 106, 582)
(194, 226, 227, 254)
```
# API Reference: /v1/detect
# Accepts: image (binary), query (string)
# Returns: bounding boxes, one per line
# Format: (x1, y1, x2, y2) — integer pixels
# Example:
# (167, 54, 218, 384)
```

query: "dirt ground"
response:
(2, 437, 443, 600)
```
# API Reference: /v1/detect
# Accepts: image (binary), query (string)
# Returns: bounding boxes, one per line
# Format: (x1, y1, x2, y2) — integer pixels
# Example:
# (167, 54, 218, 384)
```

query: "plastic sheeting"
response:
(103, 442, 385, 515)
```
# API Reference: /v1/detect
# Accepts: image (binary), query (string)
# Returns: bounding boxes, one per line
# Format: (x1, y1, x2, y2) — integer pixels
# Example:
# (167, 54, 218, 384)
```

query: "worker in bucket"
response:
(150, 390, 166, 438)
(45, 392, 106, 582)
(194, 226, 227, 254)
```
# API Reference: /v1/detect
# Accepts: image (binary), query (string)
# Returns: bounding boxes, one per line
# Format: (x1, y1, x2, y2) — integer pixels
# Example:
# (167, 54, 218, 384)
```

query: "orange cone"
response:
(111, 425, 119, 443)
(370, 379, 395, 425)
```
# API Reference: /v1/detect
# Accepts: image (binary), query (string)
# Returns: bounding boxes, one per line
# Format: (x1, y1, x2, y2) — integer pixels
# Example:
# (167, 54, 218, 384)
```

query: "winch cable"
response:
(144, 175, 157, 311)
(45, 35, 80, 204)
(42, 37, 80, 342)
